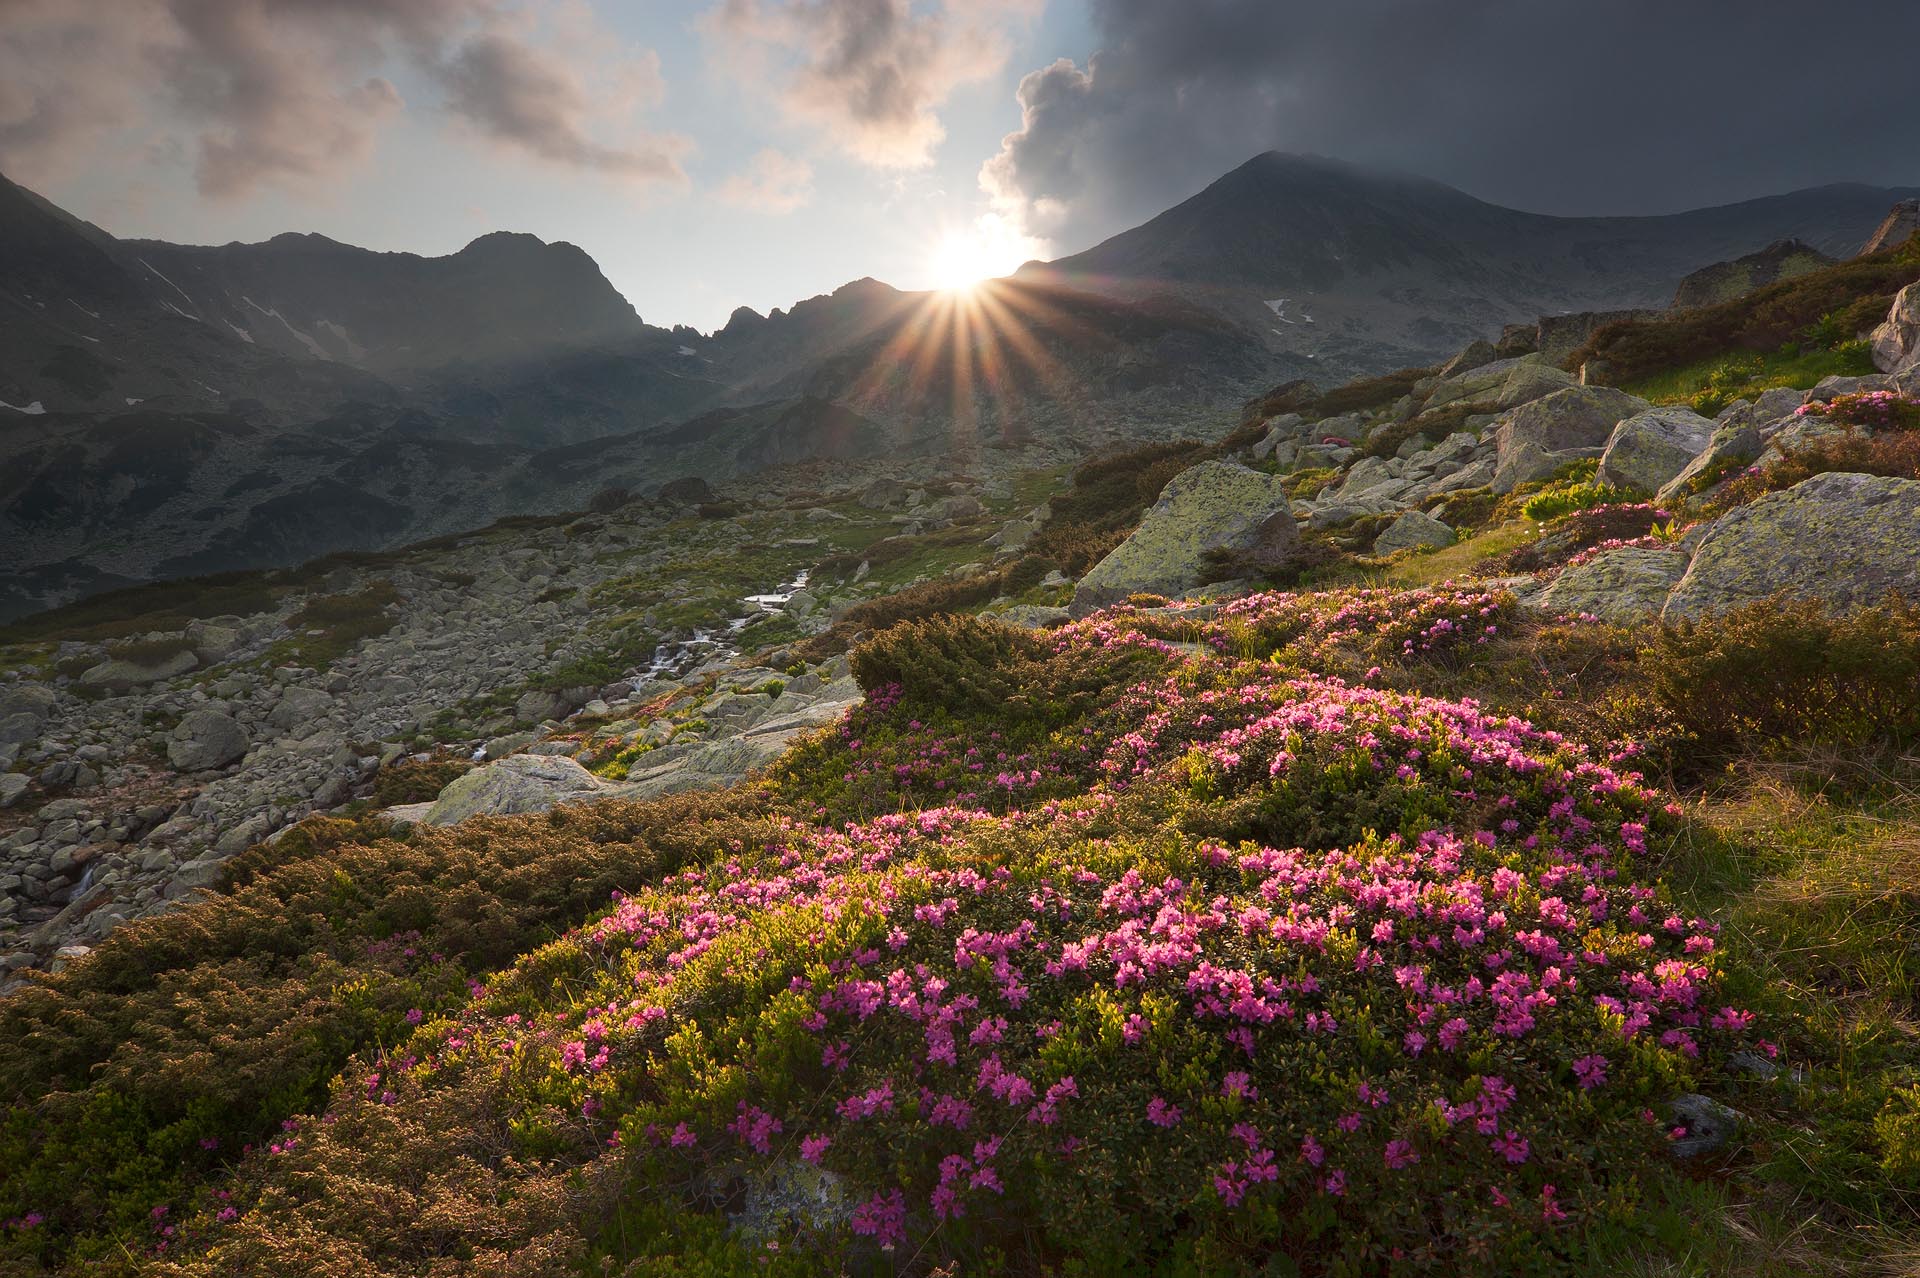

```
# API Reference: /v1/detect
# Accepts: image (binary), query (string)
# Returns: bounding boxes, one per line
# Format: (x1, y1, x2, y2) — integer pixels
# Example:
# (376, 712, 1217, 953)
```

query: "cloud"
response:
(0, 0, 689, 199)
(984, 0, 1920, 252)
(709, 0, 1036, 169)
(716, 148, 815, 213)
(433, 32, 686, 179)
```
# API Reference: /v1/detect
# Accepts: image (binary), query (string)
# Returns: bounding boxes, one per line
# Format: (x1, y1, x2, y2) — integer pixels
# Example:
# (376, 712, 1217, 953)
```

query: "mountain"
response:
(1025, 152, 1920, 375)
(5, 155, 1917, 622)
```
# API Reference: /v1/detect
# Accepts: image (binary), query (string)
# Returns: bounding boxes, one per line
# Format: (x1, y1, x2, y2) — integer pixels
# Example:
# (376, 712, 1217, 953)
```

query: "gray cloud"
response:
(0, 0, 687, 199)
(985, 0, 1920, 252)
(710, 0, 1036, 168)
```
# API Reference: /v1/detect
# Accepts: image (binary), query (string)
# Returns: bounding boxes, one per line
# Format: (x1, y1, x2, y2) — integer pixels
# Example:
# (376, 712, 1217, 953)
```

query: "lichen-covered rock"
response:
(1535, 547, 1690, 622)
(166, 709, 248, 772)
(1491, 387, 1649, 493)
(1663, 472, 1920, 620)
(423, 753, 609, 825)
(1595, 406, 1715, 494)
(1869, 280, 1920, 376)
(1071, 461, 1299, 615)
(1372, 510, 1455, 555)
(1495, 362, 1578, 411)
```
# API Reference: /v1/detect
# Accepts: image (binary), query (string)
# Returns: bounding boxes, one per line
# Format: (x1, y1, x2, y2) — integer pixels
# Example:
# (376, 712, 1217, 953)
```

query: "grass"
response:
(260, 581, 402, 670)
(1622, 344, 1878, 414)
(1371, 520, 1542, 586)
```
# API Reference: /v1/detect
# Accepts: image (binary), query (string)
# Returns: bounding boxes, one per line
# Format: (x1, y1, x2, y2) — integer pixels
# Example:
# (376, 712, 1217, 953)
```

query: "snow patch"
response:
(125, 397, 143, 406)
(314, 318, 366, 361)
(243, 295, 329, 359)
(227, 322, 254, 344)
(677, 344, 699, 356)
(0, 399, 47, 415)
(139, 258, 198, 310)
(68, 299, 100, 320)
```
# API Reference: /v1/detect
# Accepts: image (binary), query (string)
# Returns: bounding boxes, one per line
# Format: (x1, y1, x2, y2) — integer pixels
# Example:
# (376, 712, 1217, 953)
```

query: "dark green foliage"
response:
(0, 792, 777, 1267)
(1643, 596, 1920, 767)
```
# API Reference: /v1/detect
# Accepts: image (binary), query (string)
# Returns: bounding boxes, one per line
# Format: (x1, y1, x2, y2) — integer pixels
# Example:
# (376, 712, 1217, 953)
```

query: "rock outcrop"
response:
(1536, 547, 1690, 623)
(1373, 511, 1455, 555)
(1672, 239, 1833, 310)
(1870, 281, 1920, 376)
(1490, 387, 1650, 493)
(423, 754, 611, 825)
(1663, 472, 1920, 620)
(1071, 462, 1299, 615)
(1595, 407, 1715, 494)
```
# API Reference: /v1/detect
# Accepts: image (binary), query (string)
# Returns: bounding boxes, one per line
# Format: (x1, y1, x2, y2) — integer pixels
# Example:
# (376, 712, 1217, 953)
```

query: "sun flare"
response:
(928, 229, 1002, 293)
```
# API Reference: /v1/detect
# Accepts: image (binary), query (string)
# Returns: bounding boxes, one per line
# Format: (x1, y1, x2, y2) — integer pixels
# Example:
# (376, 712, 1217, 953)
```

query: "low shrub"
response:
(370, 757, 473, 807)
(1520, 480, 1638, 523)
(1715, 429, 1920, 509)
(1641, 596, 1920, 768)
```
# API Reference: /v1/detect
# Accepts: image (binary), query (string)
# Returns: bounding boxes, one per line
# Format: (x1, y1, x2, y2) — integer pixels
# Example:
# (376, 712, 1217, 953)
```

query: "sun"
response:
(927, 229, 1000, 293)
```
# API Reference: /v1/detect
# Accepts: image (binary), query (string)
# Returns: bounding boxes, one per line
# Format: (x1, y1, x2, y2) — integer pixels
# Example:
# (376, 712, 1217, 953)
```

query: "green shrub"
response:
(1520, 480, 1636, 523)
(1642, 596, 1920, 767)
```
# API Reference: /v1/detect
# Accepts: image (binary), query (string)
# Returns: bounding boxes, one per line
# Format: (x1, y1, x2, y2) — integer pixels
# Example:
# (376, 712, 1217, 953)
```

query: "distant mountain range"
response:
(1025, 152, 1919, 374)
(3, 153, 1915, 620)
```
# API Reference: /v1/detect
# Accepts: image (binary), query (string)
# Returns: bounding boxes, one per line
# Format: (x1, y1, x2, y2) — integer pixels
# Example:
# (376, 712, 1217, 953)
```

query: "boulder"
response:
(937, 494, 985, 521)
(0, 713, 44, 747)
(1495, 362, 1577, 410)
(1490, 387, 1649, 493)
(0, 773, 28, 808)
(858, 478, 908, 510)
(186, 621, 246, 664)
(268, 685, 333, 731)
(166, 709, 248, 771)
(1437, 339, 1497, 379)
(1663, 472, 1920, 621)
(515, 688, 575, 724)
(79, 649, 198, 691)
(1535, 547, 1690, 622)
(656, 475, 716, 506)
(1595, 407, 1715, 493)
(0, 685, 57, 719)
(1372, 511, 1455, 555)
(423, 754, 610, 825)
(1071, 462, 1300, 616)
(1869, 281, 1920, 376)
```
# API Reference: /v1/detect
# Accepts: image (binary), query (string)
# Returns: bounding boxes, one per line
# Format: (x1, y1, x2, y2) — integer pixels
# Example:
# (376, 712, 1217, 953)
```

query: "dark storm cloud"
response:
(0, 0, 687, 198)
(984, 0, 1920, 250)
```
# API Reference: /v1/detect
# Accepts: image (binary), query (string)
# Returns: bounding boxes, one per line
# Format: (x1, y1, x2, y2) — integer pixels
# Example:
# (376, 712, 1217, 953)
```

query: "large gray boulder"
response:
(80, 649, 198, 691)
(1595, 407, 1715, 494)
(423, 754, 610, 825)
(1373, 511, 1455, 555)
(1663, 472, 1920, 621)
(1071, 461, 1300, 616)
(1490, 387, 1650, 493)
(1495, 362, 1578, 410)
(167, 709, 248, 771)
(268, 685, 333, 731)
(1870, 281, 1920, 376)
(1536, 547, 1690, 623)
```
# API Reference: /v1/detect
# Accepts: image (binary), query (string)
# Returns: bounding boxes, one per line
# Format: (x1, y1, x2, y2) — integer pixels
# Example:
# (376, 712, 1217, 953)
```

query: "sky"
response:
(4, 1, 1919, 334)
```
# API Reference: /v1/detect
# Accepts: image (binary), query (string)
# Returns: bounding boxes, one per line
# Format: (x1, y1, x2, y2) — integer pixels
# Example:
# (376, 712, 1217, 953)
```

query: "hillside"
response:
(1027, 152, 1920, 376)
(2, 244, 1919, 1274)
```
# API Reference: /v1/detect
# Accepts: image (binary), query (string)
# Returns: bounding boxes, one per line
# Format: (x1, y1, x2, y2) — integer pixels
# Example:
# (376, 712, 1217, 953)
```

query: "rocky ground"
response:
(4, 272, 1918, 989)
(0, 467, 1058, 981)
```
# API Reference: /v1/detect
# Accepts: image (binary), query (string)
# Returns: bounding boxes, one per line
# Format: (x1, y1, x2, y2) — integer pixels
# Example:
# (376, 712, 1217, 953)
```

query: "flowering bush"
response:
(126, 602, 1753, 1277)
(1795, 389, 1920, 431)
